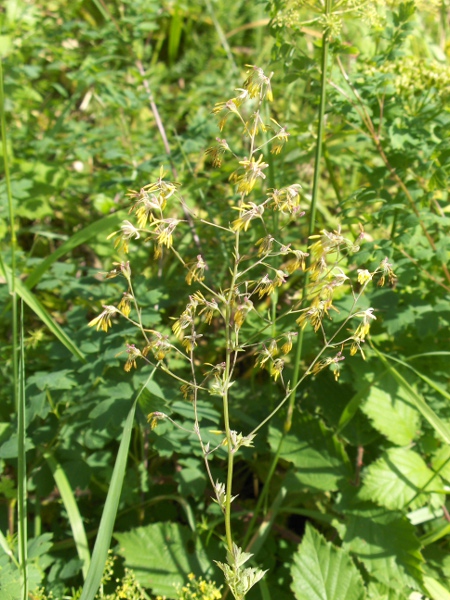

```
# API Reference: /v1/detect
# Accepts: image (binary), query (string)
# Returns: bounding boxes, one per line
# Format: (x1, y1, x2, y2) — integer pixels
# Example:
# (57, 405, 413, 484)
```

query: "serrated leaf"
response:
(432, 445, 450, 484)
(115, 522, 220, 598)
(341, 506, 423, 590)
(269, 415, 351, 492)
(360, 448, 444, 510)
(361, 376, 420, 445)
(366, 581, 408, 599)
(290, 523, 365, 600)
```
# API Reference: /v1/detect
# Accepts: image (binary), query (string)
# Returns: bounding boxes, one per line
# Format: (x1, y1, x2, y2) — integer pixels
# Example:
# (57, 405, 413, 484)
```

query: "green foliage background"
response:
(1, 1, 450, 599)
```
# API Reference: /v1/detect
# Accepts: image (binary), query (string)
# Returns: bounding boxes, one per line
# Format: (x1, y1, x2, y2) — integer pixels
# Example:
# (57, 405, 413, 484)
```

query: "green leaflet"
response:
(291, 523, 366, 600)
(341, 506, 423, 590)
(359, 447, 444, 511)
(115, 522, 221, 598)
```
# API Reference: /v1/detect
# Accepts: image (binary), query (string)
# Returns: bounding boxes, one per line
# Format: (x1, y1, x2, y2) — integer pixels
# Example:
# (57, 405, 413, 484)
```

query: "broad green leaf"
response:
(44, 454, 90, 579)
(269, 415, 351, 492)
(25, 211, 126, 289)
(361, 376, 420, 445)
(366, 581, 409, 599)
(359, 448, 444, 511)
(115, 522, 220, 598)
(290, 523, 365, 600)
(341, 506, 423, 589)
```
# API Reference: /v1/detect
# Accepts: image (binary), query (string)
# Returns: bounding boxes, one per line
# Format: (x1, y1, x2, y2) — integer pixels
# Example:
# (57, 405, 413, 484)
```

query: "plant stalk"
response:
(0, 57, 18, 404)
(243, 0, 332, 547)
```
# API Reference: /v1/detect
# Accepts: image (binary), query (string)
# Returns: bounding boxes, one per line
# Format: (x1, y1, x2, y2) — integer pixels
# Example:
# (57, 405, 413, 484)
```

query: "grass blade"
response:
(0, 257, 85, 363)
(79, 369, 157, 600)
(44, 454, 90, 580)
(26, 211, 126, 290)
(423, 576, 450, 600)
(379, 352, 450, 402)
(372, 346, 450, 445)
(0, 529, 19, 567)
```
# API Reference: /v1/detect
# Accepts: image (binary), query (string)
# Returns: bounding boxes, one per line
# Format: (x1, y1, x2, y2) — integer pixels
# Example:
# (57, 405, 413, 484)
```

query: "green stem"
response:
(286, 0, 332, 429)
(0, 58, 18, 407)
(243, 0, 333, 545)
(223, 229, 241, 552)
(18, 302, 28, 599)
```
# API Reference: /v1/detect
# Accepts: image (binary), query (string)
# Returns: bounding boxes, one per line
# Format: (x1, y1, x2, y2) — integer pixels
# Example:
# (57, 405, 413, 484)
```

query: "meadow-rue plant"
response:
(88, 65, 396, 597)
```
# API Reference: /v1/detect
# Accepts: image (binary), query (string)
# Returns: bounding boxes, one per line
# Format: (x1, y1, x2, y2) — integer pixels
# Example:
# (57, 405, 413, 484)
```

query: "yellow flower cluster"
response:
(175, 573, 222, 600)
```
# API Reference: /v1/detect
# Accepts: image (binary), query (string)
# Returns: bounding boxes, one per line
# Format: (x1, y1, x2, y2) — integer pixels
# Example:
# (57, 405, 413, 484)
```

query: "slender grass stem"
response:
(1, 55, 26, 596)
(18, 302, 28, 600)
(242, 1, 333, 545)
(0, 58, 18, 405)
(223, 228, 241, 553)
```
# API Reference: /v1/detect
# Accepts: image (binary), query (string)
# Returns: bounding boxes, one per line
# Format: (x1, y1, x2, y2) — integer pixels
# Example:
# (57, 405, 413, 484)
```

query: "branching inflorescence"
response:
(88, 65, 396, 599)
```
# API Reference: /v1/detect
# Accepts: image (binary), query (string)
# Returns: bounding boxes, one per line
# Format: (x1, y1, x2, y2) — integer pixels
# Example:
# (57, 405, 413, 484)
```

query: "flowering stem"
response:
(287, 0, 332, 429)
(223, 228, 241, 552)
(242, 1, 332, 546)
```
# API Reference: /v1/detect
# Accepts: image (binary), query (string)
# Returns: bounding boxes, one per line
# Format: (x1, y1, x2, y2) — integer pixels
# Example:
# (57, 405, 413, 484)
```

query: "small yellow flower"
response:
(104, 261, 131, 281)
(230, 155, 268, 195)
(378, 257, 397, 287)
(296, 297, 336, 332)
(182, 333, 202, 354)
(117, 292, 133, 318)
(231, 202, 265, 232)
(234, 297, 253, 329)
(108, 220, 140, 253)
(124, 344, 141, 372)
(88, 305, 118, 332)
(172, 309, 194, 339)
(255, 339, 278, 368)
(154, 218, 180, 249)
(270, 358, 285, 381)
(350, 308, 376, 358)
(267, 184, 302, 214)
(281, 332, 297, 355)
(284, 249, 309, 273)
(186, 255, 207, 285)
(255, 235, 274, 256)
(243, 65, 273, 100)
(357, 269, 372, 285)
(205, 138, 230, 168)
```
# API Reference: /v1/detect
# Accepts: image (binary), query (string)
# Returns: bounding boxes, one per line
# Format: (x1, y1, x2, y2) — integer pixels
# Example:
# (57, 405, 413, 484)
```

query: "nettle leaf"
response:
(290, 524, 365, 600)
(269, 414, 351, 492)
(366, 581, 409, 599)
(341, 506, 423, 590)
(432, 445, 450, 484)
(115, 522, 220, 598)
(359, 448, 444, 511)
(361, 376, 420, 445)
